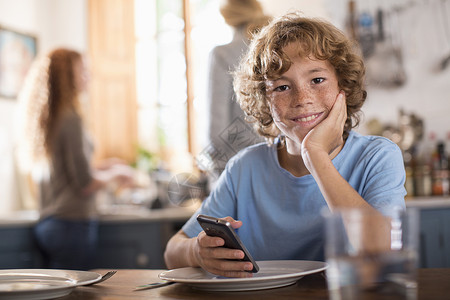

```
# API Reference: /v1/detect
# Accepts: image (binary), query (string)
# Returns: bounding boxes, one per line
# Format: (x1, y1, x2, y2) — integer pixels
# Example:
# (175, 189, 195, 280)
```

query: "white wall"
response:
(352, 0, 450, 142)
(260, 0, 330, 19)
(0, 0, 87, 213)
(260, 0, 450, 142)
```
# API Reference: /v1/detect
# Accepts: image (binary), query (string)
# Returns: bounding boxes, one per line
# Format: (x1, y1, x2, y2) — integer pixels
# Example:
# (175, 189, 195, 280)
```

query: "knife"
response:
(134, 280, 175, 291)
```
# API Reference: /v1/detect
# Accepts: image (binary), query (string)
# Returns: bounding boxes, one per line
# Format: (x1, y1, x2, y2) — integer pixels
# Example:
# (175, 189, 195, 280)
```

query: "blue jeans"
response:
(34, 217, 99, 270)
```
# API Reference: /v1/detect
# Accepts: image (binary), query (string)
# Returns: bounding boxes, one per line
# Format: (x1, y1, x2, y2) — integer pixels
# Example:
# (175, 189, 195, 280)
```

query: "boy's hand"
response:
(301, 91, 347, 157)
(192, 217, 254, 278)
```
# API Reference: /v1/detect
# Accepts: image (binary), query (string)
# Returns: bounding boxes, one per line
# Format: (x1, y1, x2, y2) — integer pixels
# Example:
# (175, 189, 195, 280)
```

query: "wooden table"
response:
(62, 268, 450, 300)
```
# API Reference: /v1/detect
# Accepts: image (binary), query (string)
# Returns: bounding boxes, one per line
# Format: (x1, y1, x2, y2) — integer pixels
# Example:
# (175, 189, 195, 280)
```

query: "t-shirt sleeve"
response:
(361, 141, 407, 214)
(182, 166, 238, 238)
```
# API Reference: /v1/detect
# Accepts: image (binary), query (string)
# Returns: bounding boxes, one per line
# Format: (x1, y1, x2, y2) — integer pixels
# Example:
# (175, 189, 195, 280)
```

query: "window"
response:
(134, 0, 232, 173)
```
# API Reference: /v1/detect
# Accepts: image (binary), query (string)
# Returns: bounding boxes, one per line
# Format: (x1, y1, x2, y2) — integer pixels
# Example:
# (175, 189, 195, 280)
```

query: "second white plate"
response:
(159, 260, 327, 291)
(0, 269, 102, 300)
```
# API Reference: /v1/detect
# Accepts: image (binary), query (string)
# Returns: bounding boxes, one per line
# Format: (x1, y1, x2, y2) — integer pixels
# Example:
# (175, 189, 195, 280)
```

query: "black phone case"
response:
(196, 214, 259, 273)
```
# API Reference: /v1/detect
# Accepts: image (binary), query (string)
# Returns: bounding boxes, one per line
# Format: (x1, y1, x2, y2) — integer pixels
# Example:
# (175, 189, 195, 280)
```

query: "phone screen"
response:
(196, 214, 259, 273)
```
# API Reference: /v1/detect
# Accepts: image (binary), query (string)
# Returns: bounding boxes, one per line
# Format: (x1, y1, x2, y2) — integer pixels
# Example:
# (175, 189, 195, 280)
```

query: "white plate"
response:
(159, 260, 328, 292)
(0, 269, 102, 300)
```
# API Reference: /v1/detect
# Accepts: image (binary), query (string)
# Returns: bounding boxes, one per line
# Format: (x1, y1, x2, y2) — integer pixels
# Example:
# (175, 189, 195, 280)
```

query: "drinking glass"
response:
(324, 206, 419, 299)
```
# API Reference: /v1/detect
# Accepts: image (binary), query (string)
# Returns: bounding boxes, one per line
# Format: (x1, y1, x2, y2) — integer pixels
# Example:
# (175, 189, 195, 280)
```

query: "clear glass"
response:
(324, 206, 419, 299)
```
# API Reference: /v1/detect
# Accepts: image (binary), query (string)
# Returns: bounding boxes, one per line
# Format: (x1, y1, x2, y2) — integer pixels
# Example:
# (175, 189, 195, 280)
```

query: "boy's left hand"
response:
(301, 91, 347, 157)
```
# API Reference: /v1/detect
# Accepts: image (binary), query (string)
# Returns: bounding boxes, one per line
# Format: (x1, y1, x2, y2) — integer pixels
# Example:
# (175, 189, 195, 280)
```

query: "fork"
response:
(84, 270, 117, 286)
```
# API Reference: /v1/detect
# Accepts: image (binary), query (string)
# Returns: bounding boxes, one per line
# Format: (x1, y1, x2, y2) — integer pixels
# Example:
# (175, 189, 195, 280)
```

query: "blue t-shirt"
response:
(182, 131, 406, 262)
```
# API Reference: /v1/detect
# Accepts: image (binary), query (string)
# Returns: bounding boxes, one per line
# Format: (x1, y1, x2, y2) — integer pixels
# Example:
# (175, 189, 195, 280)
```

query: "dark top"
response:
(39, 110, 96, 220)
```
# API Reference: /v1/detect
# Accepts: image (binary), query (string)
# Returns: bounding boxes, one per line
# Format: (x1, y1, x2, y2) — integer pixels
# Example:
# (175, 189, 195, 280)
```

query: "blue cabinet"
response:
(95, 222, 165, 269)
(0, 219, 184, 269)
(419, 208, 450, 267)
(0, 226, 42, 268)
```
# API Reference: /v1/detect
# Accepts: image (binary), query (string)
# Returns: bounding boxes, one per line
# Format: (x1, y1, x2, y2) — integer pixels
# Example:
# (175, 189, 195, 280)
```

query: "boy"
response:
(164, 12, 406, 278)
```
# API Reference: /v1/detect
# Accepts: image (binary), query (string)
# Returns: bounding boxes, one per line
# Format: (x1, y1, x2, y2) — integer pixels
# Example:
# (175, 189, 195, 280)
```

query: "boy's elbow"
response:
(164, 239, 175, 269)
(164, 235, 176, 269)
(164, 230, 190, 269)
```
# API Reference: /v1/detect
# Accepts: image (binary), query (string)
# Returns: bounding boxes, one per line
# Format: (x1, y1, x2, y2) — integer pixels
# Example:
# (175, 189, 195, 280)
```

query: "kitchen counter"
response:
(98, 203, 199, 223)
(0, 210, 39, 227)
(0, 204, 200, 269)
(405, 196, 450, 208)
(1, 196, 449, 227)
(1, 196, 449, 226)
(0, 203, 199, 227)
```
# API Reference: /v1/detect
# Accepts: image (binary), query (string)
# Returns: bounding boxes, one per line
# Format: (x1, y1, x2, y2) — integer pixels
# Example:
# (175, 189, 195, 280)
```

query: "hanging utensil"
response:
(365, 6, 407, 88)
(438, 0, 450, 71)
(358, 11, 376, 58)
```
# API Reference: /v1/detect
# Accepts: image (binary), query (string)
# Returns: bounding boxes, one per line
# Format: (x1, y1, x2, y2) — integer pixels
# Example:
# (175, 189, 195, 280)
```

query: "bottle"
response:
(432, 141, 449, 196)
(446, 131, 450, 171)
(415, 132, 435, 197)
(405, 163, 415, 198)
(438, 142, 449, 196)
(422, 162, 433, 197)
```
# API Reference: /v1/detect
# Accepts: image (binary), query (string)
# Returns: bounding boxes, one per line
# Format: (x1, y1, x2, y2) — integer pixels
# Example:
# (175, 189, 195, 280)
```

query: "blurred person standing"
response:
(16, 48, 135, 270)
(205, 0, 271, 178)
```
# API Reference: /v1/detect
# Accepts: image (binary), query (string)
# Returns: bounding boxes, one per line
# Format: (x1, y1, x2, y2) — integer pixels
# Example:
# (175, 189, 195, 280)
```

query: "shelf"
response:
(406, 196, 450, 208)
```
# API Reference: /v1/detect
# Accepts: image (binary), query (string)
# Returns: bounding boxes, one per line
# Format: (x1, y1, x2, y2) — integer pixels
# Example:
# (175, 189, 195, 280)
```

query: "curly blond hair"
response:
(16, 48, 83, 168)
(233, 13, 366, 144)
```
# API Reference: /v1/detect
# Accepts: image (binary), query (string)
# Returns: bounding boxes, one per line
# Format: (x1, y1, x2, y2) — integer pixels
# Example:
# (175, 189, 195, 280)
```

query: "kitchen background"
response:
(0, 0, 449, 215)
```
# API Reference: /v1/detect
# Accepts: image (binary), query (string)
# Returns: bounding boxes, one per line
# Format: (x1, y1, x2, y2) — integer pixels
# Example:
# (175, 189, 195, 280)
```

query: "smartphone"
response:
(196, 214, 259, 273)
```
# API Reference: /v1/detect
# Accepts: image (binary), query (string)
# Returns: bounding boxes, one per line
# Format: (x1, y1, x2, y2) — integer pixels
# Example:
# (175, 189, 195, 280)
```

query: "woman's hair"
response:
(220, 0, 271, 38)
(233, 12, 367, 143)
(16, 48, 83, 167)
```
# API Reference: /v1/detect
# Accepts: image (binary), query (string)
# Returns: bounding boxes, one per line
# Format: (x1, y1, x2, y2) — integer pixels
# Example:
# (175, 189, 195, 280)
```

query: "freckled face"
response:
(265, 43, 340, 143)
